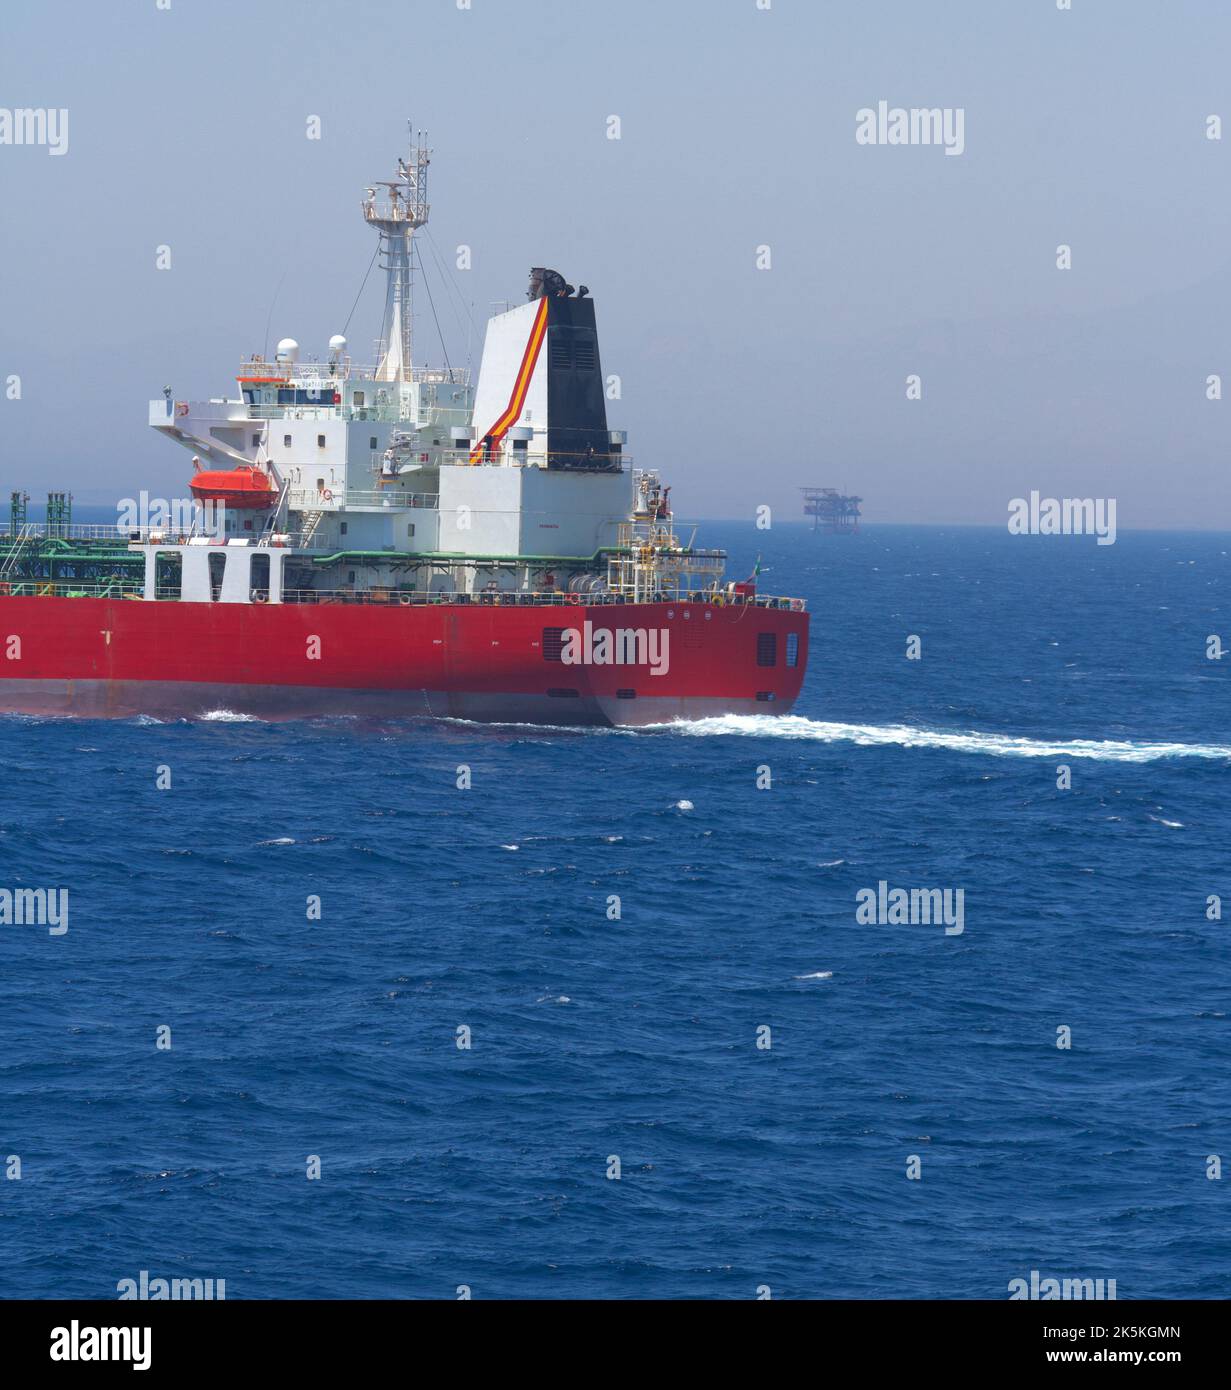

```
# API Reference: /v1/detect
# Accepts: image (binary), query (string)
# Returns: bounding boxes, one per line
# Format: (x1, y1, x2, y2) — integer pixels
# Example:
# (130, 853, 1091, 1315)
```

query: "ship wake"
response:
(652, 714, 1231, 763)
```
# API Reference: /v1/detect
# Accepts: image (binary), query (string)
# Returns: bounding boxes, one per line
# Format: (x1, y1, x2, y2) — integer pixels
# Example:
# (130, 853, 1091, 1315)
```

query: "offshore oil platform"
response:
(801, 487, 862, 534)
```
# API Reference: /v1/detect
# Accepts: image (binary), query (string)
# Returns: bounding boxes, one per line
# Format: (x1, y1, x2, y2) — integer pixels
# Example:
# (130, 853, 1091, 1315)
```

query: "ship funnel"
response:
(470, 280, 615, 471)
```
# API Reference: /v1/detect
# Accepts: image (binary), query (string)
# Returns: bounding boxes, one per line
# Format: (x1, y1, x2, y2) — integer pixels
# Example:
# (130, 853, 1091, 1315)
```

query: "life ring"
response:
(565, 593, 581, 605)
(251, 590, 268, 604)
(174, 402, 189, 418)
(398, 593, 413, 606)
(321, 487, 334, 501)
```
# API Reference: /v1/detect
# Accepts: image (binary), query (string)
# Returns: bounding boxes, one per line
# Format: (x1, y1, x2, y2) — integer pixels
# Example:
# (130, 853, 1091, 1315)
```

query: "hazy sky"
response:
(1, 0, 1229, 527)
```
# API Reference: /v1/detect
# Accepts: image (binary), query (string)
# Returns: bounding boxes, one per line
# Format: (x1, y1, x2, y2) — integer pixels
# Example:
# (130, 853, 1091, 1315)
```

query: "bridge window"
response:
(208, 552, 226, 601)
(317, 434, 326, 448)
(756, 632, 777, 667)
(283, 434, 292, 448)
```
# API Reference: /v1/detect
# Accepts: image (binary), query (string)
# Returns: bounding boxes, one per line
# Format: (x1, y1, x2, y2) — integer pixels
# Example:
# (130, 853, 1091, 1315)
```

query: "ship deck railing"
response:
(237, 359, 471, 386)
(0, 580, 145, 599)
(286, 488, 440, 512)
(0, 523, 335, 552)
(275, 587, 806, 611)
(0, 579, 805, 611)
(0, 522, 144, 543)
(0, 521, 325, 547)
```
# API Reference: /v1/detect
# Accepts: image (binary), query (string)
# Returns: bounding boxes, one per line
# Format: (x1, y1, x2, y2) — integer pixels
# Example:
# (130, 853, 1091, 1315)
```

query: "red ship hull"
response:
(0, 596, 808, 726)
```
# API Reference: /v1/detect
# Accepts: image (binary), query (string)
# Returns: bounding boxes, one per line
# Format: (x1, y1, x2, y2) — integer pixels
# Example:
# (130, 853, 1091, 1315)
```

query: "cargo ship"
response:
(0, 135, 808, 727)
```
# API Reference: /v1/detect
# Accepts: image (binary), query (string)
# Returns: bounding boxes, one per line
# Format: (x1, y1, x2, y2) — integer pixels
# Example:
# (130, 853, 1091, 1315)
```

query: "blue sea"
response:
(1, 523, 1227, 1300)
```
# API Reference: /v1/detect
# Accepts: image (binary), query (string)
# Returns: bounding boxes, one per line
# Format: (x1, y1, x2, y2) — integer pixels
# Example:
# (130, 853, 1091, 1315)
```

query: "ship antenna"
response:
(364, 126, 431, 382)
(262, 268, 288, 364)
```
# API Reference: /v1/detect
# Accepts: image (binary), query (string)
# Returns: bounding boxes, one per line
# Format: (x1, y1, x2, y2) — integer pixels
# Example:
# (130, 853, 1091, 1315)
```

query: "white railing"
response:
(286, 488, 439, 511)
(0, 522, 138, 542)
(275, 587, 807, 610)
(237, 358, 470, 386)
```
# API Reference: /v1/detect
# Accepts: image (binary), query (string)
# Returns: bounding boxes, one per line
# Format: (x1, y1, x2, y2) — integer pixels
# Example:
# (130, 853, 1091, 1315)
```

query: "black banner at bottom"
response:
(0, 1296, 1217, 1376)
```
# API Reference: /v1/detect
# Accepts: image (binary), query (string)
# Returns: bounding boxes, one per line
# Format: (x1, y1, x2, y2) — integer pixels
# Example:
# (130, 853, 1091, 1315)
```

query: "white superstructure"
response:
(145, 135, 725, 607)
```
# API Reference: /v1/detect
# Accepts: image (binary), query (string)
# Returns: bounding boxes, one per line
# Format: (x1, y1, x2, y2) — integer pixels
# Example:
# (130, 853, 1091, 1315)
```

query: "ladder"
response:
(0, 523, 35, 580)
(257, 475, 291, 547)
(299, 510, 324, 545)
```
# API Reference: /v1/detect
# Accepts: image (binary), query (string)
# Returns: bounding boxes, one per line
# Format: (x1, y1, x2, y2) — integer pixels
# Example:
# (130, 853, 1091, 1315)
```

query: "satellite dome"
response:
(275, 337, 299, 362)
(328, 334, 347, 354)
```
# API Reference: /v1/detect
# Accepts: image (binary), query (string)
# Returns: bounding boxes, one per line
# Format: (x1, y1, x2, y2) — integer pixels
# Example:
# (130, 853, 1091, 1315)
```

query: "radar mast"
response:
(362, 126, 431, 382)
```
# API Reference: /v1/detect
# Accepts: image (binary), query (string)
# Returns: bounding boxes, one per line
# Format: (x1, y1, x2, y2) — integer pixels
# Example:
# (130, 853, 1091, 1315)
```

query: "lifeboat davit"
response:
(189, 464, 276, 509)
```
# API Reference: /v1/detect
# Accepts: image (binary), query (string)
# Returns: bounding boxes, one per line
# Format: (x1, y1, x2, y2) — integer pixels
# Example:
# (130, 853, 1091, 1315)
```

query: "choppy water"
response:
(0, 524, 1227, 1298)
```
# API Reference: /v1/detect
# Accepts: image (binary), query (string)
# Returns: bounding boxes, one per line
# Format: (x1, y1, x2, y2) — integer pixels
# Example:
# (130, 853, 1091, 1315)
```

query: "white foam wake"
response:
(652, 715, 1231, 763)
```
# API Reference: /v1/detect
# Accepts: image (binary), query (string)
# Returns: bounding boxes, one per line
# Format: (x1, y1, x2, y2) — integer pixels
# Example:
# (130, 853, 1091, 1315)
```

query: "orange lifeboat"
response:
(188, 464, 276, 510)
